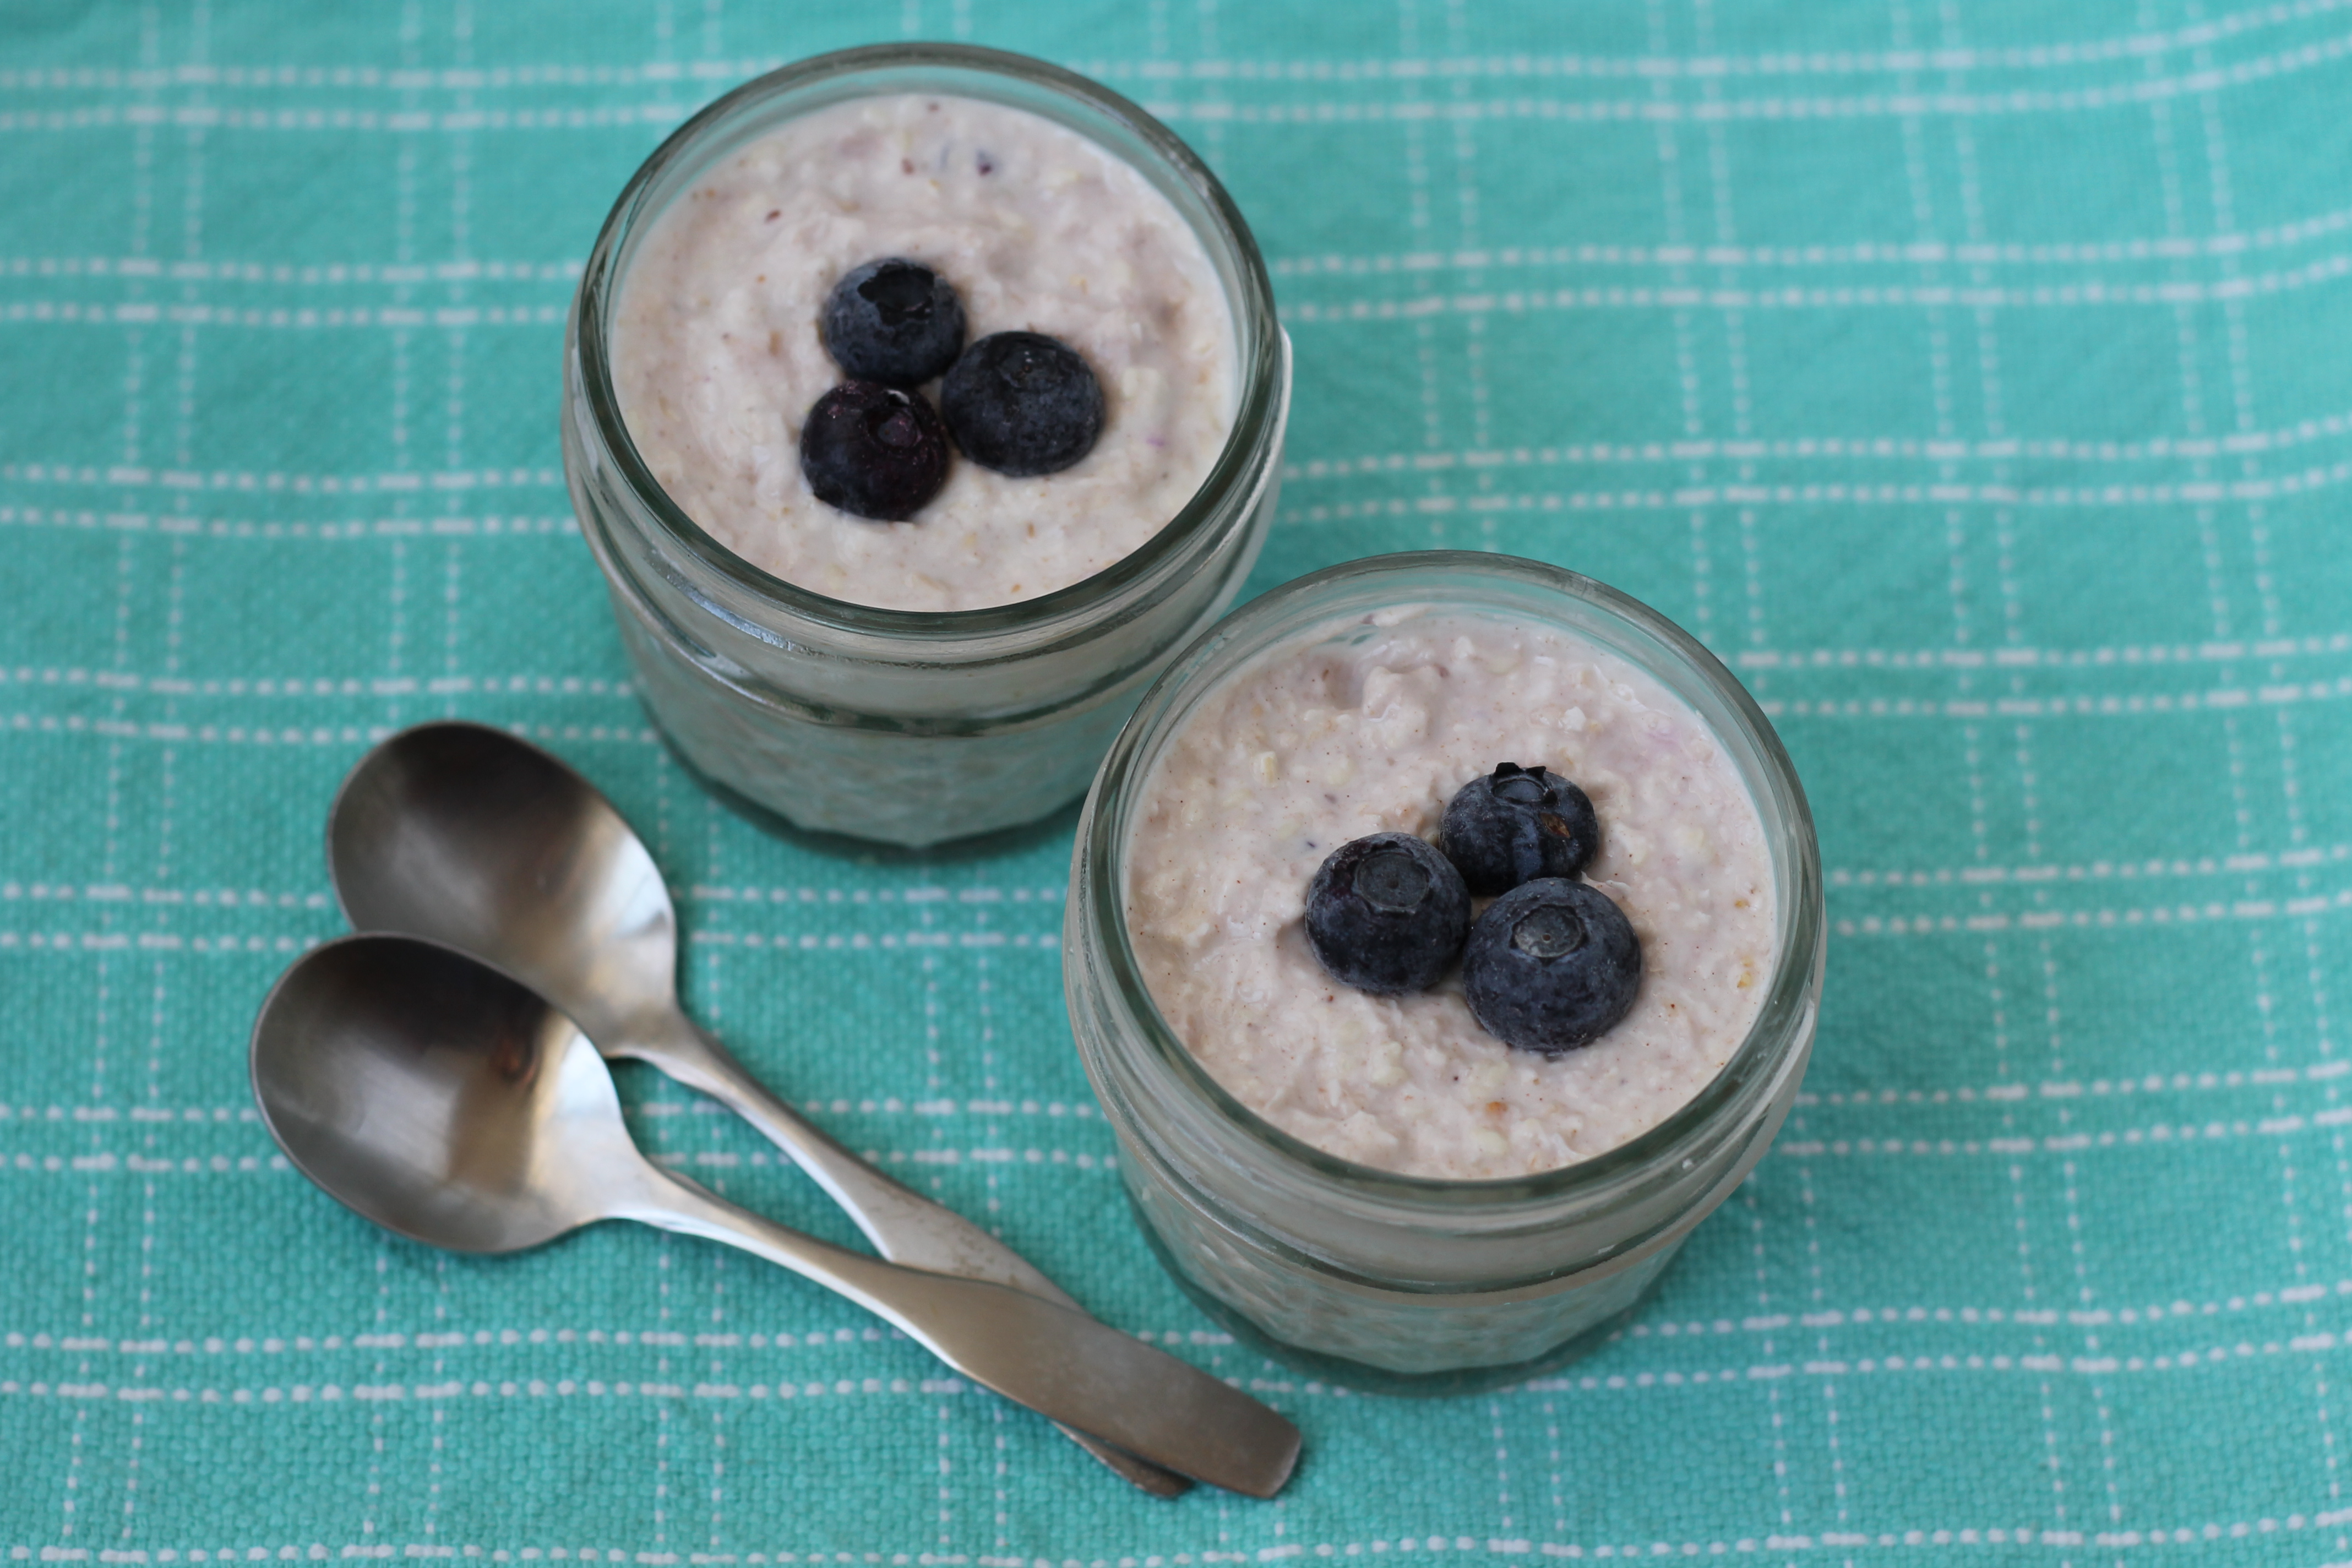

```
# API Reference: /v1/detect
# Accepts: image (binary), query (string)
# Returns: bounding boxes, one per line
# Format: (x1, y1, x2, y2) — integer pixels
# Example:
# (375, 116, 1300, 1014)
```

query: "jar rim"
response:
(1079, 550, 1826, 1213)
(573, 42, 1284, 643)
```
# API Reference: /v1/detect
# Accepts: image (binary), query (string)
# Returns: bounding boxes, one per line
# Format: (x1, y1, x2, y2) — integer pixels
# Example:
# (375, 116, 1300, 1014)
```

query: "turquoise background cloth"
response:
(4, 1, 2349, 1560)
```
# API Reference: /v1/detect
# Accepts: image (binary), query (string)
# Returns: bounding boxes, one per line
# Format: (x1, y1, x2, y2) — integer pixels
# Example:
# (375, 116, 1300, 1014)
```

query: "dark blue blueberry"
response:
(1440, 763, 1600, 896)
(1303, 832, 1471, 995)
(821, 258, 967, 388)
(1462, 879, 1642, 1055)
(940, 331, 1104, 477)
(798, 381, 950, 522)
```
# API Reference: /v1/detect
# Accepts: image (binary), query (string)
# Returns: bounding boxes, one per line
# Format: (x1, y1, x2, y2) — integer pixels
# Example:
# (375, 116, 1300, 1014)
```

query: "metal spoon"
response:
(251, 933, 1300, 1498)
(325, 721, 1193, 1496)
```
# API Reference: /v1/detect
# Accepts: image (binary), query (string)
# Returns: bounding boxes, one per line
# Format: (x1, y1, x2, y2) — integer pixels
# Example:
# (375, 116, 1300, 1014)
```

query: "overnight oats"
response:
(610, 92, 1238, 613)
(1126, 613, 1776, 1182)
(1066, 554, 1823, 1390)
(563, 46, 1288, 845)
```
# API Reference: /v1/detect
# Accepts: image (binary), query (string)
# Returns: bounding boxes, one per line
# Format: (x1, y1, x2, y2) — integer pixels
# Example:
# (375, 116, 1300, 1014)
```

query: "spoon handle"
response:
(618, 1163, 1300, 1500)
(622, 1016, 1193, 1497)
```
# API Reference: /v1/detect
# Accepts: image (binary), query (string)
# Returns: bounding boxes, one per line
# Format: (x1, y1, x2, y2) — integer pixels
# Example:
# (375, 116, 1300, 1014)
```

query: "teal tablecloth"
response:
(6, 3, 2350, 1561)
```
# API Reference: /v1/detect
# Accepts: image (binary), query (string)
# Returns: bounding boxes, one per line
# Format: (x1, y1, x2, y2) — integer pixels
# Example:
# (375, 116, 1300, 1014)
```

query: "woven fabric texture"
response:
(4, 2, 2349, 1561)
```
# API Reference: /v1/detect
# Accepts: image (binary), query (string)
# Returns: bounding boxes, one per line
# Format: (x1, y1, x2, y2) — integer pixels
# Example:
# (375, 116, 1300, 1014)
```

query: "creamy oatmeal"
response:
(612, 92, 1237, 612)
(1125, 609, 1776, 1181)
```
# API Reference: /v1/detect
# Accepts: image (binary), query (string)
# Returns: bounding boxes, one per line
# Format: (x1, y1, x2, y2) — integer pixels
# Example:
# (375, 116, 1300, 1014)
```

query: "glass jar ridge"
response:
(1065, 552, 1824, 1391)
(563, 44, 1289, 846)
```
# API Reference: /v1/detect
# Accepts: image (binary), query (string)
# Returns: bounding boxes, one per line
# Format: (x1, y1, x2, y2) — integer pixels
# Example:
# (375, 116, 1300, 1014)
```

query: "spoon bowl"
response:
(328, 721, 678, 1050)
(252, 933, 638, 1254)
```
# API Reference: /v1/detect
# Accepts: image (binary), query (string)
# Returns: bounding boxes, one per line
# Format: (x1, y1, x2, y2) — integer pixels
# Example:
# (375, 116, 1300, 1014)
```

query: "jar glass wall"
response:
(1065, 552, 1823, 1393)
(562, 44, 1289, 847)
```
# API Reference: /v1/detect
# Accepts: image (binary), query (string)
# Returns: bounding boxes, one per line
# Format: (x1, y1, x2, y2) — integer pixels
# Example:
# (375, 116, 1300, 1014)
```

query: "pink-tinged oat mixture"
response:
(1126, 609, 1776, 1180)
(613, 92, 1235, 612)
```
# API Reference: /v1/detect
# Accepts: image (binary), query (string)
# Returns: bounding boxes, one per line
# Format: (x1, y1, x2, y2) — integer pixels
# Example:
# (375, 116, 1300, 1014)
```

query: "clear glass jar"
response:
(1065, 552, 1823, 1393)
(562, 45, 1289, 847)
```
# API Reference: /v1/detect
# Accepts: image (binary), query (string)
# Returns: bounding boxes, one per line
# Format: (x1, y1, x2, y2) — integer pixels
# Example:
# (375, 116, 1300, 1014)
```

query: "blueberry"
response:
(1440, 763, 1600, 896)
(940, 331, 1104, 476)
(1462, 879, 1642, 1055)
(1304, 832, 1471, 995)
(821, 258, 967, 388)
(798, 382, 950, 522)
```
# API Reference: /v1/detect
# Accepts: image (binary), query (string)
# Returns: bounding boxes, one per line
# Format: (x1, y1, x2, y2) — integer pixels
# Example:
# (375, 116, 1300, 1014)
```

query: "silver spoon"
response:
(251, 933, 1300, 1498)
(326, 721, 1193, 1496)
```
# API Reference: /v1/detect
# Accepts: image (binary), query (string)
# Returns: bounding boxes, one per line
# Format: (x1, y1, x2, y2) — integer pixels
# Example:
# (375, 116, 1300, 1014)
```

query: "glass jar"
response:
(1065, 552, 1823, 1393)
(562, 44, 1289, 847)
